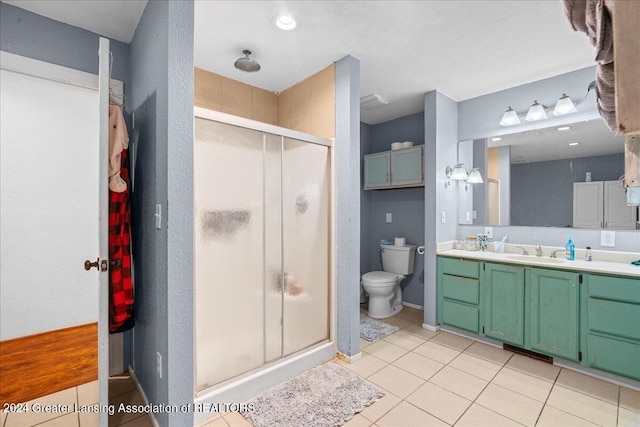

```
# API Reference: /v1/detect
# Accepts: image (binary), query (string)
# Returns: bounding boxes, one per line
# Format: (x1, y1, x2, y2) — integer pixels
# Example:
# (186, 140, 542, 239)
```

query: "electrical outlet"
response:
(441, 211, 446, 224)
(386, 213, 392, 223)
(484, 227, 493, 239)
(157, 352, 162, 379)
(600, 230, 615, 247)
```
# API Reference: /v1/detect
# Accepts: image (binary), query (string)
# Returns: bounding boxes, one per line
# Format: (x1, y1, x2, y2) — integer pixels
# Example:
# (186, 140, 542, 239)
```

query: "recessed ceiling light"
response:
(557, 126, 571, 131)
(491, 137, 502, 141)
(275, 14, 297, 30)
(569, 142, 580, 146)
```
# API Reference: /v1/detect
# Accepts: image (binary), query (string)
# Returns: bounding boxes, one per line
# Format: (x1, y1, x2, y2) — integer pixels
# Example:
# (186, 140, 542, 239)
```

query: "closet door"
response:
(0, 44, 108, 421)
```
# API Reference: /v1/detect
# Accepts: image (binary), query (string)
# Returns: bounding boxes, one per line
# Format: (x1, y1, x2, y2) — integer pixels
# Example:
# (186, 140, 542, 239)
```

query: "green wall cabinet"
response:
(483, 263, 525, 346)
(364, 146, 423, 190)
(529, 268, 580, 361)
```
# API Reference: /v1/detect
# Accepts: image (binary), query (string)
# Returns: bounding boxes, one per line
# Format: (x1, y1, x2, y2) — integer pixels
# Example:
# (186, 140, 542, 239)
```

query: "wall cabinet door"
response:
(604, 181, 638, 229)
(390, 146, 423, 186)
(364, 152, 390, 189)
(529, 268, 580, 361)
(484, 263, 525, 346)
(573, 181, 604, 228)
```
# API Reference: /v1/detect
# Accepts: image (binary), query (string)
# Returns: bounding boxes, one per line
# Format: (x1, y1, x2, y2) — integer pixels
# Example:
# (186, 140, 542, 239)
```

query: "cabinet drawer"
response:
(442, 274, 479, 305)
(588, 334, 640, 381)
(442, 300, 479, 333)
(589, 275, 640, 304)
(440, 257, 479, 279)
(588, 298, 640, 341)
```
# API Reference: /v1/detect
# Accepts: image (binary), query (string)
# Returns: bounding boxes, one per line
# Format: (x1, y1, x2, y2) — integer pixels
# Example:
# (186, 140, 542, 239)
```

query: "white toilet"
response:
(361, 243, 416, 319)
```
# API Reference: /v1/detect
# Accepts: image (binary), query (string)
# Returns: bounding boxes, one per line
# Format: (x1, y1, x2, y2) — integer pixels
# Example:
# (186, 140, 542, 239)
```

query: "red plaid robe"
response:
(109, 149, 134, 333)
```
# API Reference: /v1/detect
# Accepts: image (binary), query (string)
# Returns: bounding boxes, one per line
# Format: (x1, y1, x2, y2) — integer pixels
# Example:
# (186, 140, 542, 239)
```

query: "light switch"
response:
(441, 211, 446, 224)
(155, 204, 162, 230)
(466, 212, 471, 223)
(386, 213, 392, 223)
(484, 227, 493, 239)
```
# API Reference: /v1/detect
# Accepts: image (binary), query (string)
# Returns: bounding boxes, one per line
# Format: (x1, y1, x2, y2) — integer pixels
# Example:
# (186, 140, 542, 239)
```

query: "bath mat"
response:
(240, 363, 384, 427)
(360, 314, 399, 342)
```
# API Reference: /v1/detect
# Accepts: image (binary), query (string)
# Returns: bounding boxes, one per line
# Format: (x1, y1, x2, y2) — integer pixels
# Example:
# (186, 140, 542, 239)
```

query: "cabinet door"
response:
(484, 263, 525, 346)
(364, 152, 390, 189)
(604, 180, 638, 229)
(573, 182, 604, 228)
(529, 268, 580, 361)
(390, 146, 423, 186)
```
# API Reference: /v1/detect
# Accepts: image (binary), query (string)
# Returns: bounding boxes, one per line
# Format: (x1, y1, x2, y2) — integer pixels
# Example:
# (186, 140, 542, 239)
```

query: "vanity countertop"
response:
(437, 247, 640, 278)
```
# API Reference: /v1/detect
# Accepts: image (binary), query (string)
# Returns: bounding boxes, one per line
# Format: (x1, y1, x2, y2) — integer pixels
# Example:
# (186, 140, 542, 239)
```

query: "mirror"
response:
(458, 119, 636, 229)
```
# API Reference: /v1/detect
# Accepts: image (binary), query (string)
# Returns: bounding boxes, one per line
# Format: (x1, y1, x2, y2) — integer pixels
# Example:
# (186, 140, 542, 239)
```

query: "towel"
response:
(627, 187, 640, 206)
(563, 0, 588, 33)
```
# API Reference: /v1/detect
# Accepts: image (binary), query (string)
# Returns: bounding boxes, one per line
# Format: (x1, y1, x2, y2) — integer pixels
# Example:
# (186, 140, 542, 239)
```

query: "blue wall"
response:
(511, 153, 624, 227)
(361, 113, 426, 307)
(130, 1, 194, 425)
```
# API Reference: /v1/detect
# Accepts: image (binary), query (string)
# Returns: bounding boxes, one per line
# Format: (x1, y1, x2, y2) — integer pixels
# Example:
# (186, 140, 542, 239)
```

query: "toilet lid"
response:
(362, 271, 398, 283)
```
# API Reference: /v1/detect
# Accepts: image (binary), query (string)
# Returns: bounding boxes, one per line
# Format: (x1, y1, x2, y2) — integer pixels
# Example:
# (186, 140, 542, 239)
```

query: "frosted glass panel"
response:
(282, 138, 330, 355)
(194, 119, 265, 390)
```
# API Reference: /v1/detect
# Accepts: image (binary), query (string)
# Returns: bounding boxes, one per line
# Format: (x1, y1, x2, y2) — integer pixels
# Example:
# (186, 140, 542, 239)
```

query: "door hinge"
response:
(579, 274, 583, 284)
(578, 351, 582, 361)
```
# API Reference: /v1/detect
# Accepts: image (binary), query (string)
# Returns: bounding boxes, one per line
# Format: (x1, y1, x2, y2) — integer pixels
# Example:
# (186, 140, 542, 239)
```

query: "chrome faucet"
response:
(515, 246, 529, 255)
(550, 249, 565, 258)
(535, 245, 543, 257)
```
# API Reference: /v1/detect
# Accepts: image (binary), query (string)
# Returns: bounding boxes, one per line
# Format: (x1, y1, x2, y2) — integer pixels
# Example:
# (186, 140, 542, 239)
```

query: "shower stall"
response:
(193, 107, 335, 419)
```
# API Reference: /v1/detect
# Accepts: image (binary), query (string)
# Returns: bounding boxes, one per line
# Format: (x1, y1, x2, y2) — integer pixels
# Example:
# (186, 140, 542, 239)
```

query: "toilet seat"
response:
(362, 271, 398, 284)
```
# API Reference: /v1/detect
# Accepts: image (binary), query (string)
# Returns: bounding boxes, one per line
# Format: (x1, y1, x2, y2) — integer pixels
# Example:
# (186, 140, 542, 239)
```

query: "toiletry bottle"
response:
(565, 236, 575, 261)
(585, 246, 592, 261)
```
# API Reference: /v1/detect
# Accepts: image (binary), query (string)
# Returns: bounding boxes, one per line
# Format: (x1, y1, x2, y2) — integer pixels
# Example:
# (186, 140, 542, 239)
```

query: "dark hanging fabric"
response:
(109, 149, 134, 333)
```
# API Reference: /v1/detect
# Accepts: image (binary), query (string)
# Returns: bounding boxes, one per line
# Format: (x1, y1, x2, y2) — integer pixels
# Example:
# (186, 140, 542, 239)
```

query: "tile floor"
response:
(1, 373, 152, 427)
(4, 308, 640, 427)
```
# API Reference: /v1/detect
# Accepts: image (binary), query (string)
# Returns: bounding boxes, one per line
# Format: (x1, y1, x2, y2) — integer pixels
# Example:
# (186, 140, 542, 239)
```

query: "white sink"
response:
(506, 255, 566, 264)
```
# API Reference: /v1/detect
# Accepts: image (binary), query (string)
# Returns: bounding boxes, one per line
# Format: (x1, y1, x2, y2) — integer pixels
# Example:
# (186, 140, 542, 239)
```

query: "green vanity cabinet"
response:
(483, 263, 525, 346)
(586, 274, 640, 380)
(437, 257, 481, 333)
(528, 268, 580, 361)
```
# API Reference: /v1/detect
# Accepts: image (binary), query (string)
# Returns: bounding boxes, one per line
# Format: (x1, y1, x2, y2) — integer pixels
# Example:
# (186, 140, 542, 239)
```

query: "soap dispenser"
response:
(565, 236, 575, 261)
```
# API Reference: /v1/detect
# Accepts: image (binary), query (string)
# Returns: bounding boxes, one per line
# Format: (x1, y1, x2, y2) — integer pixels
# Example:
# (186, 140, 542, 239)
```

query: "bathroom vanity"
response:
(436, 246, 640, 382)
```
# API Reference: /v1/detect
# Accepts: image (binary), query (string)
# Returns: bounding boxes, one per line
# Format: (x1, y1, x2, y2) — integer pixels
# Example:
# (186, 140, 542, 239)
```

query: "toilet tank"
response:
(380, 244, 416, 275)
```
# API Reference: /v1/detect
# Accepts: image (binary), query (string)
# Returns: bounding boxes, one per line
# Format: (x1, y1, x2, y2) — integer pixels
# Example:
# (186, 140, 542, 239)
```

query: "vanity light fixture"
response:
(499, 107, 521, 126)
(445, 164, 484, 187)
(525, 100, 547, 122)
(500, 94, 578, 126)
(467, 168, 484, 183)
(553, 94, 578, 116)
(275, 14, 298, 30)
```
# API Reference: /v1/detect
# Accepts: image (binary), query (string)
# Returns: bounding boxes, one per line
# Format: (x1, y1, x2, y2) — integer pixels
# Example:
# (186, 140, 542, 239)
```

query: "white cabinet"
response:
(573, 181, 638, 229)
(364, 146, 423, 190)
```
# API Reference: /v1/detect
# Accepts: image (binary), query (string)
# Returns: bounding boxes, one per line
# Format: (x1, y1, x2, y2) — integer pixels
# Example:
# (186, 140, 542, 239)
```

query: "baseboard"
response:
(402, 302, 423, 310)
(336, 351, 362, 364)
(421, 323, 440, 332)
(0, 323, 98, 405)
(128, 365, 160, 427)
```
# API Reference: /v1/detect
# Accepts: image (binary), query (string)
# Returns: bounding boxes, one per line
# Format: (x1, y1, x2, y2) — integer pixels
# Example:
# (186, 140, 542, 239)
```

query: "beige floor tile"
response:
(77, 380, 99, 406)
(1, 410, 7, 427)
(392, 351, 444, 380)
(429, 366, 488, 401)
(360, 388, 402, 423)
(78, 411, 98, 427)
(38, 413, 80, 426)
(505, 354, 560, 383)
(382, 330, 425, 350)
(377, 401, 448, 427)
(491, 367, 553, 402)
(620, 386, 640, 412)
(546, 385, 617, 427)
(201, 417, 229, 427)
(406, 381, 472, 425)
(430, 331, 474, 351)
(555, 369, 619, 405)
(476, 384, 543, 426)
(413, 341, 460, 364)
(108, 390, 145, 426)
(108, 374, 137, 399)
(379, 316, 412, 329)
(536, 405, 598, 427)
(368, 365, 425, 399)
(334, 353, 388, 378)
(5, 387, 77, 427)
(619, 407, 640, 427)
(464, 341, 513, 365)
(403, 322, 439, 340)
(364, 340, 409, 363)
(455, 403, 522, 427)
(360, 338, 373, 349)
(223, 411, 252, 427)
(396, 307, 424, 323)
(118, 415, 155, 426)
(449, 353, 502, 381)
(344, 413, 373, 427)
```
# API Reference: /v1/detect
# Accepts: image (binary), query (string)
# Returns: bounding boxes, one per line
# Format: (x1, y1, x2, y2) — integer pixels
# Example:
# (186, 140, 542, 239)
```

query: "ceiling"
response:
(488, 119, 624, 164)
(6, 1, 596, 125)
